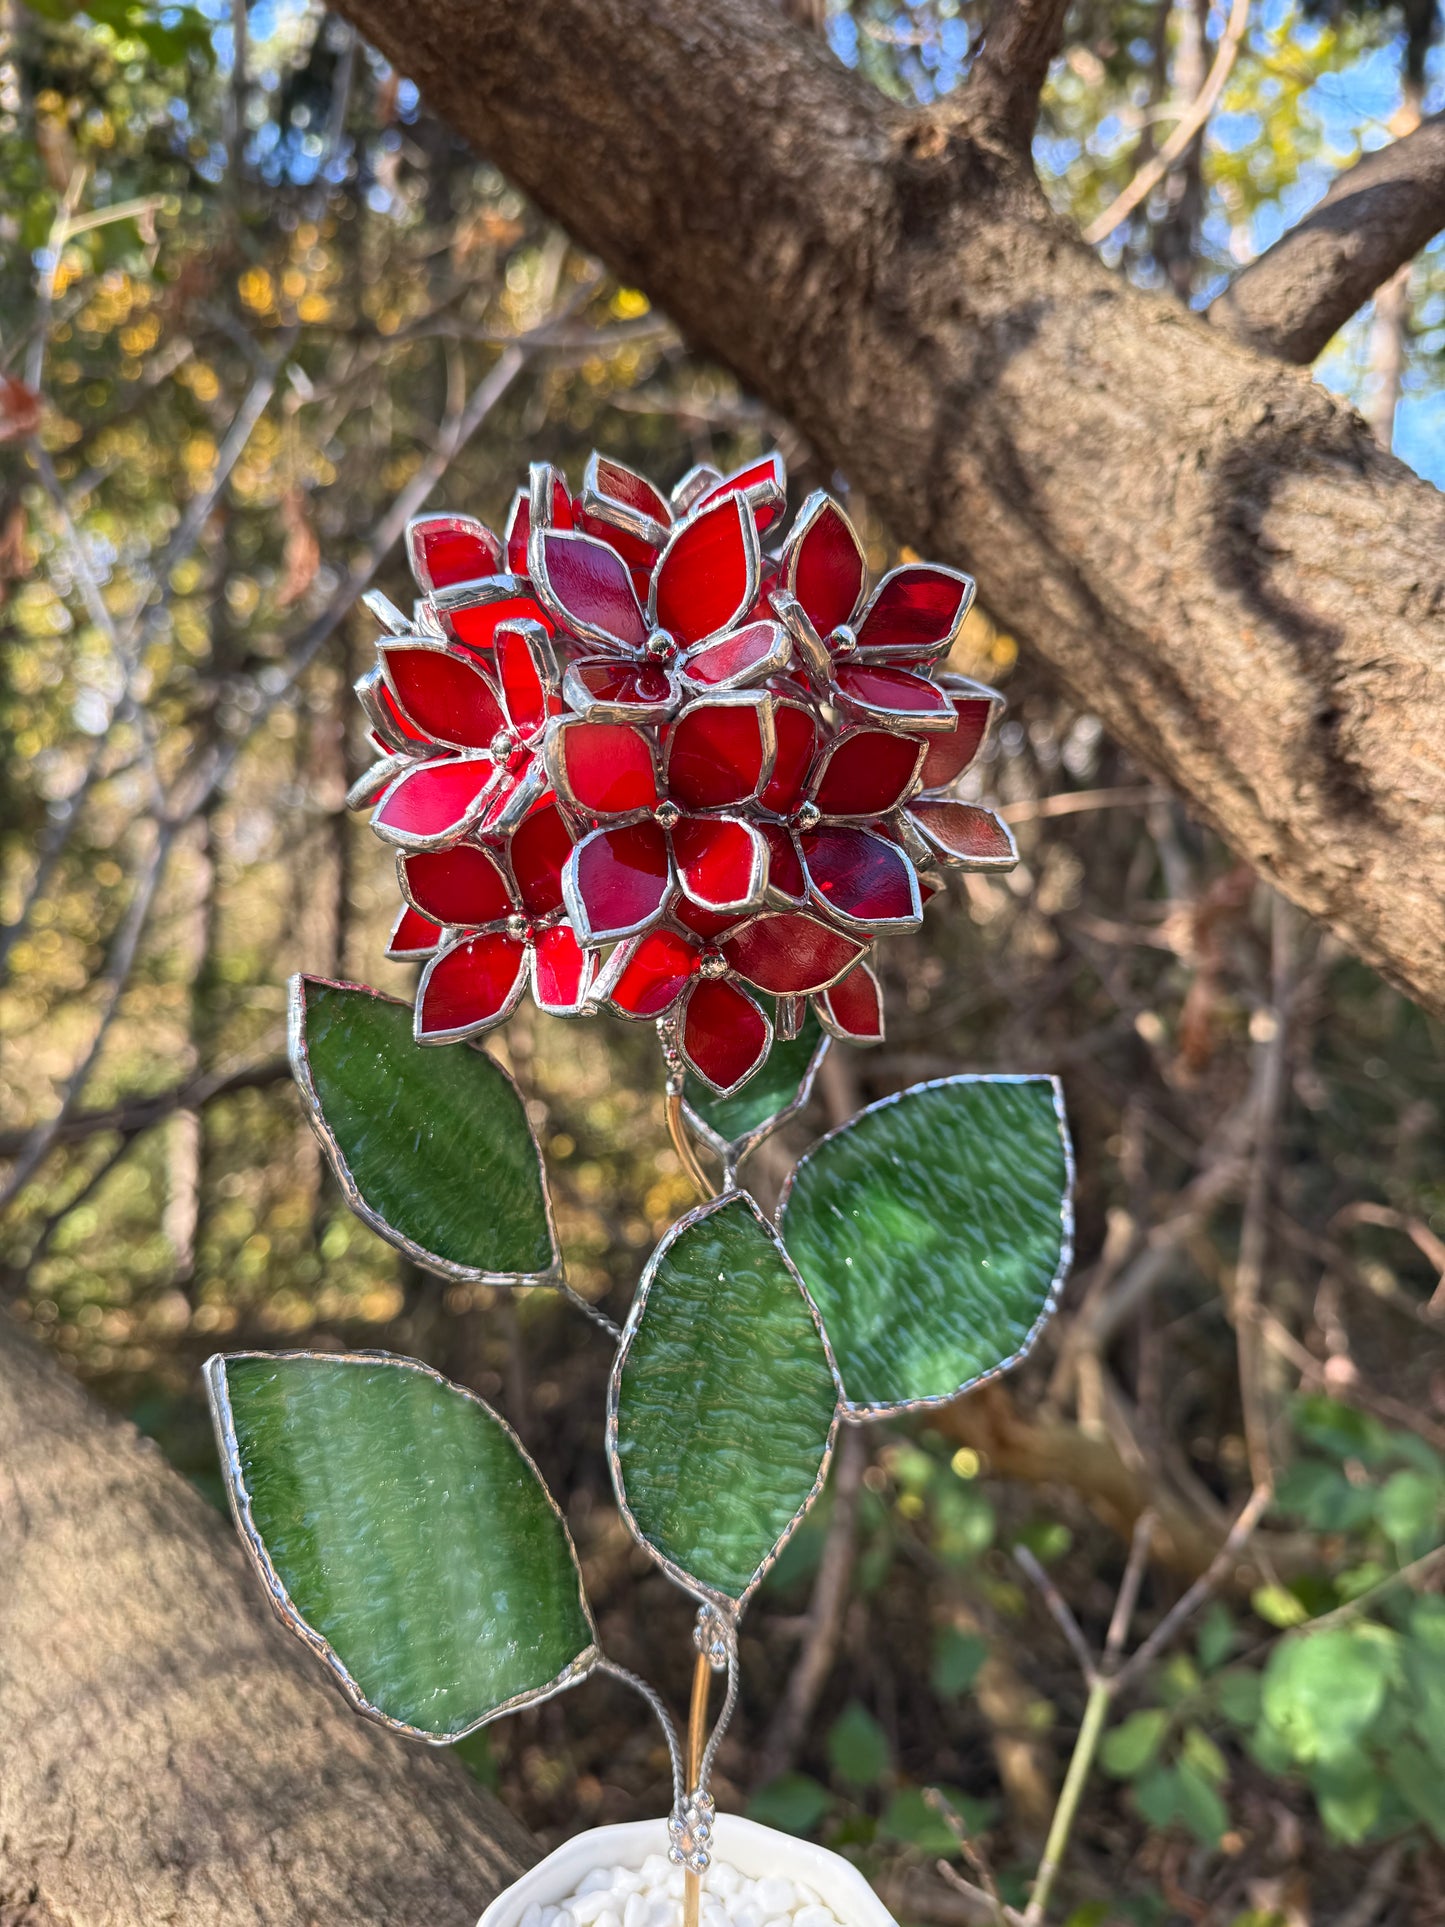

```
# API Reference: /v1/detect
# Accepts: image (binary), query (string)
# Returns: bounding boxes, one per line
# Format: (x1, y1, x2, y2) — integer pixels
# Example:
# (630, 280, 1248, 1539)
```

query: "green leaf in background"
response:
(747, 1773, 834, 1835)
(609, 1192, 841, 1606)
(1377, 1468, 1444, 1553)
(1197, 1602, 1236, 1671)
(683, 1007, 828, 1175)
(1101, 1708, 1169, 1779)
(1131, 1763, 1227, 1846)
(879, 1786, 988, 1854)
(1261, 1627, 1399, 1764)
(289, 975, 557, 1283)
(930, 1625, 988, 1698)
(827, 1699, 891, 1787)
(778, 1075, 1072, 1413)
(206, 1350, 597, 1739)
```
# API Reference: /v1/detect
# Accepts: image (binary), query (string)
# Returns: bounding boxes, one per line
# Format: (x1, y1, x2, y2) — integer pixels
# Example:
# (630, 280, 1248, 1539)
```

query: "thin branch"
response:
(1013, 1545, 1097, 1682)
(1081, 0, 1251, 246)
(964, 0, 1074, 148)
(0, 1056, 290, 1160)
(1210, 112, 1445, 364)
(1104, 1511, 1155, 1661)
(1113, 1483, 1272, 1690)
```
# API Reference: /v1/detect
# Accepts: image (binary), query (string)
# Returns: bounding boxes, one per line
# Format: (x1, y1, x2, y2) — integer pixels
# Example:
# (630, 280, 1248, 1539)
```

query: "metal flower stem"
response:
(658, 1016, 717, 1199)
(682, 1648, 711, 1927)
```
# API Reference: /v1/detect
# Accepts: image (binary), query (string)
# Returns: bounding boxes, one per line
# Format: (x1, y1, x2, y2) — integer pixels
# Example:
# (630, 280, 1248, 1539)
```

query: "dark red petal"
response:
(402, 844, 514, 927)
(602, 927, 700, 1017)
(853, 564, 973, 664)
(575, 509, 660, 572)
(760, 702, 821, 815)
(833, 663, 955, 731)
(407, 515, 501, 595)
(566, 820, 672, 941)
(442, 586, 554, 658)
(919, 685, 998, 789)
(496, 621, 558, 737)
(665, 698, 770, 811)
(682, 977, 772, 1096)
(416, 933, 527, 1041)
(815, 959, 884, 1043)
(673, 898, 745, 941)
(531, 923, 597, 1014)
(680, 619, 788, 689)
(382, 645, 506, 751)
(504, 472, 574, 574)
(721, 913, 866, 995)
(697, 452, 787, 535)
(784, 494, 866, 635)
(652, 495, 758, 646)
(531, 527, 648, 649)
(582, 453, 670, 532)
(372, 757, 496, 846)
(550, 719, 659, 816)
(907, 800, 1018, 870)
(801, 825, 921, 929)
(565, 658, 677, 716)
(671, 815, 766, 913)
(386, 904, 442, 960)
(810, 729, 925, 818)
(760, 822, 807, 905)
(509, 799, 573, 919)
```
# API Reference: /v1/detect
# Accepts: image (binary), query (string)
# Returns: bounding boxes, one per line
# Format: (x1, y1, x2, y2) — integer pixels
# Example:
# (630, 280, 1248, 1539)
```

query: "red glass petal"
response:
(697, 452, 787, 534)
(532, 528, 647, 649)
(386, 903, 442, 960)
(682, 977, 772, 1096)
(681, 619, 788, 689)
(602, 927, 700, 1017)
(907, 800, 1018, 869)
(760, 702, 821, 815)
(372, 757, 496, 846)
(504, 474, 573, 574)
(476, 762, 539, 836)
(402, 844, 514, 927)
(652, 495, 758, 646)
(496, 621, 557, 737)
(801, 826, 921, 929)
(760, 822, 807, 904)
(810, 729, 925, 818)
(854, 564, 972, 664)
(443, 587, 554, 659)
(552, 720, 659, 816)
(833, 664, 954, 731)
(407, 515, 501, 595)
(347, 751, 410, 812)
(583, 453, 670, 531)
(671, 815, 765, 913)
(575, 508, 661, 572)
(382, 645, 506, 752)
(816, 960, 884, 1043)
(784, 494, 866, 635)
(721, 913, 866, 995)
(919, 686, 997, 789)
(665, 698, 770, 811)
(416, 932, 527, 1040)
(509, 799, 573, 919)
(567, 820, 672, 940)
(566, 658, 677, 715)
(531, 922, 597, 1014)
(671, 463, 722, 517)
(673, 898, 746, 941)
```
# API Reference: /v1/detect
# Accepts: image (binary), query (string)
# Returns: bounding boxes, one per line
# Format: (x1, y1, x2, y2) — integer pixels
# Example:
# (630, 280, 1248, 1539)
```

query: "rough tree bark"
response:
(0, 1320, 533, 1925)
(329, 0, 1445, 1014)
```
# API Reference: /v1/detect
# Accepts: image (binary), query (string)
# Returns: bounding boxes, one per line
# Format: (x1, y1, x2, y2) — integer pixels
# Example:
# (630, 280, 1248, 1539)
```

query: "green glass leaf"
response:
(206, 1350, 597, 1740)
(683, 1007, 828, 1173)
(609, 1192, 841, 1608)
(778, 1075, 1073, 1414)
(290, 974, 557, 1282)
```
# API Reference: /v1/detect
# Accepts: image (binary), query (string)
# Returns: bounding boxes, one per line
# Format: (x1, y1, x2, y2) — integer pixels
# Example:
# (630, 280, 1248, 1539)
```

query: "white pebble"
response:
(548, 1856, 844, 1927)
(794, 1908, 837, 1927)
(578, 1871, 617, 1898)
(757, 1879, 799, 1916)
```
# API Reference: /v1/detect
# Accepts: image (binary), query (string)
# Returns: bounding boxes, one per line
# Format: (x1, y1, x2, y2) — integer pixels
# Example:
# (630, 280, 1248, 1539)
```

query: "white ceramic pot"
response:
(476, 1815, 897, 1927)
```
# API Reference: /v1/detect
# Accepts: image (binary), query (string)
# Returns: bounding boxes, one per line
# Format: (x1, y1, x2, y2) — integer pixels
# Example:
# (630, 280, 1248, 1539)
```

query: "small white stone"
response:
(593, 1909, 621, 1927)
(577, 1870, 617, 1898)
(710, 1864, 741, 1898)
(756, 1878, 798, 1915)
(520, 1905, 544, 1927)
(793, 1906, 838, 1927)
(569, 1890, 616, 1924)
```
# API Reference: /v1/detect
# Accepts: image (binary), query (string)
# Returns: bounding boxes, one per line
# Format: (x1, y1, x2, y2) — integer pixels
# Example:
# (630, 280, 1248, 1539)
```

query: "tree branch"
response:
(964, 0, 1074, 147)
(1209, 112, 1445, 363)
(0, 1056, 291, 1161)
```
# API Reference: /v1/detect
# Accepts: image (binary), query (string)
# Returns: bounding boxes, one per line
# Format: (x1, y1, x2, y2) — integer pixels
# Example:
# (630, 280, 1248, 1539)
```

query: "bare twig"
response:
(0, 1056, 290, 1160)
(1113, 1484, 1271, 1690)
(1013, 1545, 1097, 1683)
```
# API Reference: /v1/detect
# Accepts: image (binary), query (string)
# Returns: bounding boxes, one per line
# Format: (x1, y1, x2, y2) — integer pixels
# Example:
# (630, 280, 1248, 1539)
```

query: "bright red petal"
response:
(681, 977, 772, 1096)
(907, 800, 1018, 870)
(833, 664, 955, 731)
(853, 564, 973, 664)
(381, 644, 506, 751)
(918, 680, 1000, 789)
(566, 820, 672, 940)
(665, 698, 771, 811)
(440, 585, 554, 659)
(801, 826, 921, 930)
(415, 932, 527, 1041)
(671, 815, 766, 913)
(531, 923, 597, 1014)
(550, 719, 660, 816)
(401, 844, 514, 927)
(372, 757, 496, 847)
(386, 904, 442, 960)
(721, 913, 866, 994)
(531, 527, 648, 649)
(761, 822, 807, 905)
(496, 620, 558, 737)
(673, 898, 746, 941)
(651, 495, 758, 646)
(759, 702, 821, 815)
(815, 959, 884, 1043)
(680, 619, 789, 690)
(601, 927, 700, 1017)
(565, 658, 678, 717)
(504, 472, 573, 574)
(810, 729, 925, 818)
(580, 453, 670, 537)
(696, 452, 787, 535)
(407, 515, 501, 595)
(783, 493, 866, 635)
(509, 799, 573, 918)
(356, 666, 430, 750)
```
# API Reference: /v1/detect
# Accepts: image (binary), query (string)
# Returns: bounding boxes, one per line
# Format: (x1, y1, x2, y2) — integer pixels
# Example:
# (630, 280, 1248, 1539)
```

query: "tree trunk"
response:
(329, 0, 1445, 1015)
(0, 1320, 533, 1925)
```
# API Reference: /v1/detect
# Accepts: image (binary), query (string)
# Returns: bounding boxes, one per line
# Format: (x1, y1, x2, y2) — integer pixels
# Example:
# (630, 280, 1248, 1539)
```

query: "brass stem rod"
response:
(682, 1649, 711, 1927)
